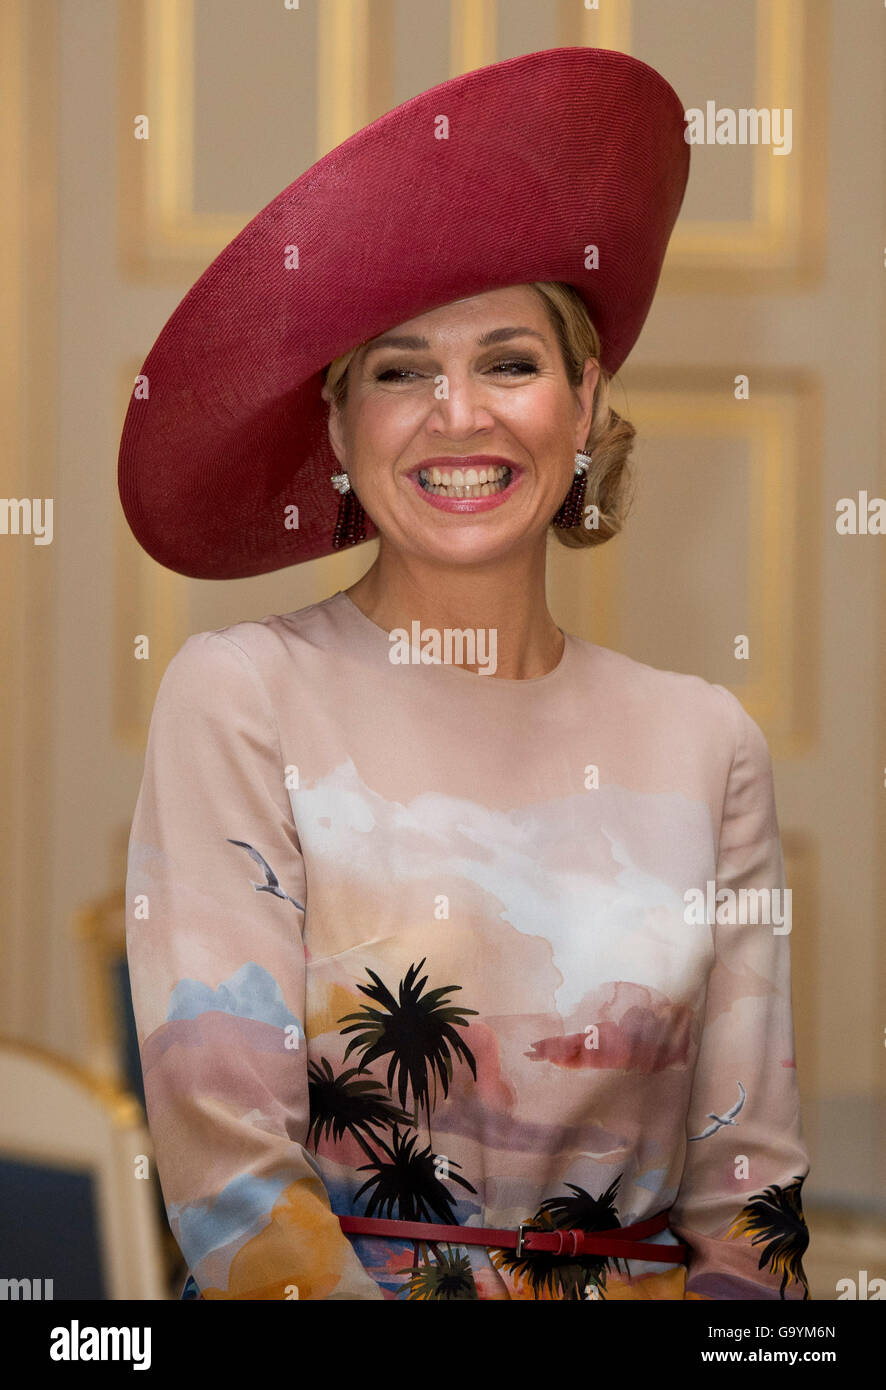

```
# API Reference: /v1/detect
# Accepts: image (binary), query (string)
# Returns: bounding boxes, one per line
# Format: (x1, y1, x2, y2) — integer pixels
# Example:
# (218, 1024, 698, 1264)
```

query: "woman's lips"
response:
(407, 461, 523, 513)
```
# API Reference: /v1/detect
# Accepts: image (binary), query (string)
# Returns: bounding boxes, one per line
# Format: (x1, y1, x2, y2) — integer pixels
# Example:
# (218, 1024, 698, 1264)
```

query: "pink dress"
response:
(125, 589, 810, 1300)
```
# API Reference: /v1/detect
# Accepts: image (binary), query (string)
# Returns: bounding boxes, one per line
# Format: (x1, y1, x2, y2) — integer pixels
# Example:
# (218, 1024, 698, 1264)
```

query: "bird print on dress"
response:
(226, 838, 306, 909)
(684, 1076, 809, 1299)
(689, 1080, 746, 1140)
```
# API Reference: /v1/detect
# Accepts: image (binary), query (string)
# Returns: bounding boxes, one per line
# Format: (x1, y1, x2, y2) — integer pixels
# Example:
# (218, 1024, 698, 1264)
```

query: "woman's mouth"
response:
(417, 464, 512, 499)
(407, 459, 523, 513)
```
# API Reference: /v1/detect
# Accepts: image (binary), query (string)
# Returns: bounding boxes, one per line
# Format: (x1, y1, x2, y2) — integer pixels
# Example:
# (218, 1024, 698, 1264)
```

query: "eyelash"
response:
(374, 358, 539, 382)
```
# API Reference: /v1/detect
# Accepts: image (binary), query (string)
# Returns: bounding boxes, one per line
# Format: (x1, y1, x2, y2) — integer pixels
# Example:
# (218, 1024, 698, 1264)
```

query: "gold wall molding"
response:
(71, 888, 129, 1090)
(0, 0, 25, 1031)
(0, 0, 58, 1038)
(450, 0, 497, 75)
(317, 0, 372, 153)
(119, 0, 392, 279)
(565, 0, 632, 52)
(549, 369, 820, 761)
(0, 1036, 143, 1132)
(666, 0, 829, 289)
(564, 0, 828, 289)
(119, 0, 828, 286)
(118, 0, 237, 276)
(114, 364, 190, 751)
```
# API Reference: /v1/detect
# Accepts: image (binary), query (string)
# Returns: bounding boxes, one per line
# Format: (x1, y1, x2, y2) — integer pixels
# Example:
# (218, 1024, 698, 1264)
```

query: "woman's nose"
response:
(424, 372, 495, 431)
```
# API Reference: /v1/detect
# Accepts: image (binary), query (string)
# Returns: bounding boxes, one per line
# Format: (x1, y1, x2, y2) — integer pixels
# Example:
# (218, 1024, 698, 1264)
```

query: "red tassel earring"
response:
(552, 451, 592, 530)
(331, 471, 367, 548)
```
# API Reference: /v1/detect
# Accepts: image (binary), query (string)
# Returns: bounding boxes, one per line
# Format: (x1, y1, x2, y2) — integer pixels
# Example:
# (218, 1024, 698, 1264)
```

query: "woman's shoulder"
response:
(570, 633, 764, 754)
(164, 593, 349, 678)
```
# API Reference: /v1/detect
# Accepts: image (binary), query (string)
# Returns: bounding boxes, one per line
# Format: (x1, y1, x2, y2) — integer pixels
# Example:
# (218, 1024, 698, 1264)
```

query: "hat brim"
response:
(118, 45, 689, 580)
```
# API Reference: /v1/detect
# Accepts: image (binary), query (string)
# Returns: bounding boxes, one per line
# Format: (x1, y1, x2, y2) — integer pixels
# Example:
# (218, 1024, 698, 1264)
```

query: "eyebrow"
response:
(361, 326, 549, 359)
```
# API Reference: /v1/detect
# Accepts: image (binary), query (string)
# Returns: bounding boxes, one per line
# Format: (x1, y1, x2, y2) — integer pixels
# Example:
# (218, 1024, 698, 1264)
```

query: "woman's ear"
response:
(326, 397, 346, 465)
(575, 358, 599, 448)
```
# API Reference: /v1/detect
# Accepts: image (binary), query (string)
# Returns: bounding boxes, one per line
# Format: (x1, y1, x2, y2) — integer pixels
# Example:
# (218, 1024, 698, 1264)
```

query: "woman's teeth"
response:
(418, 464, 512, 498)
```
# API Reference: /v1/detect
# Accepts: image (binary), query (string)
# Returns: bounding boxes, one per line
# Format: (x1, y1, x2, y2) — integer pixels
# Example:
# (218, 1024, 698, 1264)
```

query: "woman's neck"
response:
(341, 548, 564, 680)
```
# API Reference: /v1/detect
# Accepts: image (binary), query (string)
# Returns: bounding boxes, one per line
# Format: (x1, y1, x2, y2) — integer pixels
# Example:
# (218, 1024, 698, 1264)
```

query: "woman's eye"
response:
(375, 368, 419, 382)
(375, 358, 538, 382)
(490, 358, 538, 376)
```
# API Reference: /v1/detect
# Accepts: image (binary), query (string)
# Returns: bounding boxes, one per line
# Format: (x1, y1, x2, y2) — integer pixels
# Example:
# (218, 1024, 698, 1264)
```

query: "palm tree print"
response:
(353, 1123, 477, 1269)
(490, 1176, 629, 1300)
(306, 1057, 412, 1163)
(338, 957, 478, 1147)
(725, 1174, 810, 1299)
(397, 1245, 480, 1300)
(306, 960, 481, 1293)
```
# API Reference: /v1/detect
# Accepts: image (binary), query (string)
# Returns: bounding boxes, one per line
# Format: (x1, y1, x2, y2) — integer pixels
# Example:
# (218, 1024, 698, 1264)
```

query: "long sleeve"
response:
(125, 631, 383, 1300)
(669, 685, 811, 1300)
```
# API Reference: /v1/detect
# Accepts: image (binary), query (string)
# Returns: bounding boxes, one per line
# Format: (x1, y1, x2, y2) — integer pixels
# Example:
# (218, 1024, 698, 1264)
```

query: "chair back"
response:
(0, 1038, 167, 1299)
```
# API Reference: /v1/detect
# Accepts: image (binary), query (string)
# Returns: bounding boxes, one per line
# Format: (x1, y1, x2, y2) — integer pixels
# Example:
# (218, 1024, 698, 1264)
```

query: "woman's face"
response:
(327, 284, 599, 569)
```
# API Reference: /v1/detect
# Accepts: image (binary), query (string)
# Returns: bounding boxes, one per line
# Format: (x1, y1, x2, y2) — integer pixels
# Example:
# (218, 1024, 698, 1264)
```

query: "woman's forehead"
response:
(364, 286, 544, 347)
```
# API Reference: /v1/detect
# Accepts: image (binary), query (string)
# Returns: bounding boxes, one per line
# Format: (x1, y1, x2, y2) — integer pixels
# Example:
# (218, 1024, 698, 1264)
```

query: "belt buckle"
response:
(516, 1222, 531, 1258)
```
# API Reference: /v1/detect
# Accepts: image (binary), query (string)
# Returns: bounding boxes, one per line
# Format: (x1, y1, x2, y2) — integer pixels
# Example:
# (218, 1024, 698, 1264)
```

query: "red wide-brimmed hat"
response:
(117, 46, 689, 580)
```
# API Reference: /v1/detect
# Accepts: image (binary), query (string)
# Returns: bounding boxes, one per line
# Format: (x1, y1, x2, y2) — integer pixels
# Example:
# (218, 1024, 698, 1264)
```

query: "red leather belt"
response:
(339, 1207, 688, 1263)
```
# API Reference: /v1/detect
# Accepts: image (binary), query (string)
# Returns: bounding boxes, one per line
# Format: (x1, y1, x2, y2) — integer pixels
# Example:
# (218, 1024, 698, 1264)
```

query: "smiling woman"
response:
(119, 46, 811, 1303)
(322, 281, 636, 552)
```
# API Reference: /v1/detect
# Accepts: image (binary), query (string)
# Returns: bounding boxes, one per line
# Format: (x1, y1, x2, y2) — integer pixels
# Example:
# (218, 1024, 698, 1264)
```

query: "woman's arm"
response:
(669, 686, 811, 1300)
(125, 630, 383, 1300)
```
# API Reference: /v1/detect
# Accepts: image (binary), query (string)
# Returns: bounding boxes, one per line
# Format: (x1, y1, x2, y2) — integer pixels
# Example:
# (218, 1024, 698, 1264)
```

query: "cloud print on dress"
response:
(169, 1170, 293, 1272)
(526, 982, 694, 1072)
(167, 961, 301, 1031)
(291, 759, 715, 1015)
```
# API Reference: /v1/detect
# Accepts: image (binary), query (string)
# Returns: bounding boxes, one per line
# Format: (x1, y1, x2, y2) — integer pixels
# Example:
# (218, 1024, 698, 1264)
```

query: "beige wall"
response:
(3, 0, 884, 1212)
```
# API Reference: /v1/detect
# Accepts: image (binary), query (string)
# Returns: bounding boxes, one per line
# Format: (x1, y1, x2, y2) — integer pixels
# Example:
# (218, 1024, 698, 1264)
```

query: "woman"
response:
(119, 47, 810, 1301)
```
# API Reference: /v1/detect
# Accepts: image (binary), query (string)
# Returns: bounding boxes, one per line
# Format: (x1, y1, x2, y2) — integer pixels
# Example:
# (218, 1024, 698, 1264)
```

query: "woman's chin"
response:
(401, 531, 533, 569)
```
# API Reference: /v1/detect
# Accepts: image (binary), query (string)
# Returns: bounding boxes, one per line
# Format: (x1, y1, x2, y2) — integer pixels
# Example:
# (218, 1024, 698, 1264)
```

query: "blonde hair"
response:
(321, 281, 636, 548)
